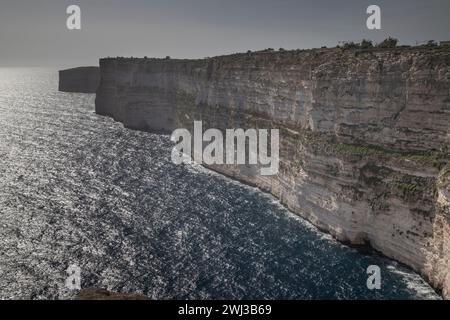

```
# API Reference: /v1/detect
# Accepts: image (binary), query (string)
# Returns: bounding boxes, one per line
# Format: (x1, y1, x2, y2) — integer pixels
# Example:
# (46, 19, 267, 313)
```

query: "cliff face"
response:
(96, 47, 450, 297)
(59, 67, 100, 93)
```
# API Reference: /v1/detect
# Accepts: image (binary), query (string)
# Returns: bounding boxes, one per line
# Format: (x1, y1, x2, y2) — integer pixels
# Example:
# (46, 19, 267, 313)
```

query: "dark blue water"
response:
(0, 68, 440, 299)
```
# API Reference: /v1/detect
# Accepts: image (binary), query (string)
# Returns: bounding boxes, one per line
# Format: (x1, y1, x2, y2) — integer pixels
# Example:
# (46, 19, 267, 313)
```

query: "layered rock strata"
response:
(95, 47, 450, 297)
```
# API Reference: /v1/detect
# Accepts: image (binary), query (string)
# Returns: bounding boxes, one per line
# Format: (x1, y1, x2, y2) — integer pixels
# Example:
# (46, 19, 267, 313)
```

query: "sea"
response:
(0, 68, 440, 299)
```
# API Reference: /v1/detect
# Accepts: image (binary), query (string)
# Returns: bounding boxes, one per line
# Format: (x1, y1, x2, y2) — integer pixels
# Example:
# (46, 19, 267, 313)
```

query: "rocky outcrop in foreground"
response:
(76, 288, 149, 300)
(95, 47, 450, 298)
(59, 67, 100, 93)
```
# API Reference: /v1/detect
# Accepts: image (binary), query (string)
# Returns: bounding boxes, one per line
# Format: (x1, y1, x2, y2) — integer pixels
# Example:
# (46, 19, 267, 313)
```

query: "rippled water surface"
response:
(0, 68, 440, 299)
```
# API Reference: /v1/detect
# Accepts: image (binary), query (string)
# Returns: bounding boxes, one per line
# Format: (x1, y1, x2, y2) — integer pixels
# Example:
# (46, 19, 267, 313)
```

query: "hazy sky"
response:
(1, 0, 449, 67)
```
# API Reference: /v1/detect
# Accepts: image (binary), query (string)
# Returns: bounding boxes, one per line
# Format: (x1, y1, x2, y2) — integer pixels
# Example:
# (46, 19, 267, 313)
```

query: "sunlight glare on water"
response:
(0, 68, 441, 300)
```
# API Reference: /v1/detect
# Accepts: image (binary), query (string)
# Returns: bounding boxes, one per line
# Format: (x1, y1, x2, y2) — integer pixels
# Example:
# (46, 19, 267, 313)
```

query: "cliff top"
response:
(59, 66, 99, 73)
(100, 43, 450, 64)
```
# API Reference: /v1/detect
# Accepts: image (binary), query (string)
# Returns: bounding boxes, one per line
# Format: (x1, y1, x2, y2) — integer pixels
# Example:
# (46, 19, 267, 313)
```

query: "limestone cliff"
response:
(59, 67, 100, 93)
(95, 47, 450, 298)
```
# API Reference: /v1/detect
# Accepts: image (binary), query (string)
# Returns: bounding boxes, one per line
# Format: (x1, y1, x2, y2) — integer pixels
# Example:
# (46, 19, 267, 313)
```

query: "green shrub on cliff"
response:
(360, 39, 374, 49)
(377, 37, 398, 48)
(342, 42, 359, 49)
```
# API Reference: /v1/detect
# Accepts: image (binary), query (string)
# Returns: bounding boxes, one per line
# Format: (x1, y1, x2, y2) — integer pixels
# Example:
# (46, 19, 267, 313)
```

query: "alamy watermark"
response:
(66, 5, 81, 30)
(367, 5, 382, 30)
(61, 3, 384, 294)
(367, 265, 381, 290)
(66, 5, 381, 32)
(65, 264, 81, 290)
(171, 121, 280, 176)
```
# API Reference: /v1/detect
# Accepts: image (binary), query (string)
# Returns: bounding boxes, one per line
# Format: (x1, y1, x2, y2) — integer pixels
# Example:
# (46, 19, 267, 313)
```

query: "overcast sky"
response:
(1, 0, 449, 67)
